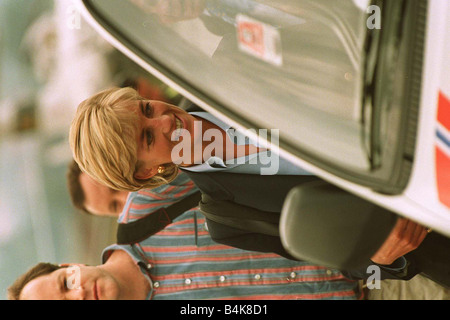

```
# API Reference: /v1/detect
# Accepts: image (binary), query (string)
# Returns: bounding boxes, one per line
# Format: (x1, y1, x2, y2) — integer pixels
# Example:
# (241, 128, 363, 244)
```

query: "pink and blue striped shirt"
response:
(103, 172, 363, 300)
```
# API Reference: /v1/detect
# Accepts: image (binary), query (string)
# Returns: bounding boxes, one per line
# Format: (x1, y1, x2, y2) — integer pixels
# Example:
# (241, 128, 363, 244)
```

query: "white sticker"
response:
(236, 14, 283, 66)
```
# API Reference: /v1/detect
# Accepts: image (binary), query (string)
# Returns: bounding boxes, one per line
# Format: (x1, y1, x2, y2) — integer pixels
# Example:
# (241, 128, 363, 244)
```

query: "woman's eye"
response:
(145, 102, 152, 118)
(146, 130, 153, 147)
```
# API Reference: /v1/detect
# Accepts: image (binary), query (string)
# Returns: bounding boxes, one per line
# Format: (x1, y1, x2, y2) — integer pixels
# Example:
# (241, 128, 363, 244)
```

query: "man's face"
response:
(20, 265, 120, 300)
(79, 172, 129, 217)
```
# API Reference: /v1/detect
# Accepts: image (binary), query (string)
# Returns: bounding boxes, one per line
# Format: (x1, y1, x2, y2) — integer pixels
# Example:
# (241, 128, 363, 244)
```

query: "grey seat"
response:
(279, 181, 398, 270)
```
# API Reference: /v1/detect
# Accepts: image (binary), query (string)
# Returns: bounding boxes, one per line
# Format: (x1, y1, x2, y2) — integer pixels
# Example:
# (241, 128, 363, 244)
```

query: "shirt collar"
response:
(102, 244, 154, 300)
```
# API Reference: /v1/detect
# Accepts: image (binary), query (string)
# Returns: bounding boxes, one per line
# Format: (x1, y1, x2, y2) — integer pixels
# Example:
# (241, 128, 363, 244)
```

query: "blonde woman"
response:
(69, 87, 438, 284)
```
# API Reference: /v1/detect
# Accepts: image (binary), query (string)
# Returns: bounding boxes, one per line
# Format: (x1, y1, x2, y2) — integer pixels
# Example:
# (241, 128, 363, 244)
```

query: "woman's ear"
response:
(134, 167, 158, 180)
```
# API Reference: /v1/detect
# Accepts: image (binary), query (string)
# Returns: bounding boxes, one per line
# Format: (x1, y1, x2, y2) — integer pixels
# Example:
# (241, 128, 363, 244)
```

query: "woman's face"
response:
(133, 100, 199, 179)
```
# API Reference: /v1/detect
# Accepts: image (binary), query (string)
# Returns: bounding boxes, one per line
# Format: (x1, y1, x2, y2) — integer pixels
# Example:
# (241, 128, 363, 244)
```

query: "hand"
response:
(370, 218, 428, 265)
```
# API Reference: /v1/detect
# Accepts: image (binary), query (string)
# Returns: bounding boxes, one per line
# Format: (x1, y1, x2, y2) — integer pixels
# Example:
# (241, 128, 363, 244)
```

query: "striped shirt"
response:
(118, 170, 199, 224)
(104, 174, 363, 300)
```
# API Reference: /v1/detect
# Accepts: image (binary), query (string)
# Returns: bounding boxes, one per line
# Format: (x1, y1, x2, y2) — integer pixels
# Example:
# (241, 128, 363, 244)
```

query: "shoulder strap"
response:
(180, 168, 321, 212)
(199, 194, 280, 237)
(116, 191, 202, 244)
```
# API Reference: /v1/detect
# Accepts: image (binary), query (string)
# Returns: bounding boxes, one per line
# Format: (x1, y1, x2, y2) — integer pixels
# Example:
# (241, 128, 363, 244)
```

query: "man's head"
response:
(67, 160, 129, 217)
(69, 87, 180, 192)
(8, 263, 62, 300)
(9, 250, 150, 300)
(9, 263, 120, 300)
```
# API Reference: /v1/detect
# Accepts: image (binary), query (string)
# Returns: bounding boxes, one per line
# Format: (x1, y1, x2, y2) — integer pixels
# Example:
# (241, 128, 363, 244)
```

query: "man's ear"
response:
(134, 167, 158, 180)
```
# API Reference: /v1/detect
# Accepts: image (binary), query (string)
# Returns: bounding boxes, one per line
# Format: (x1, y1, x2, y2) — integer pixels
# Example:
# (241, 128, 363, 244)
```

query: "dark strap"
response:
(180, 169, 322, 212)
(199, 194, 280, 237)
(116, 191, 202, 244)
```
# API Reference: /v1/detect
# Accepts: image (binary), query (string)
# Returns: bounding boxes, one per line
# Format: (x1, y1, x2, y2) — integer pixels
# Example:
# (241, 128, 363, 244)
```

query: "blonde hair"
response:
(69, 87, 178, 191)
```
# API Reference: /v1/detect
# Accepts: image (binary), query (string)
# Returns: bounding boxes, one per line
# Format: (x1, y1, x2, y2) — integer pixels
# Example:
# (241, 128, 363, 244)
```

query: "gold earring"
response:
(157, 166, 166, 174)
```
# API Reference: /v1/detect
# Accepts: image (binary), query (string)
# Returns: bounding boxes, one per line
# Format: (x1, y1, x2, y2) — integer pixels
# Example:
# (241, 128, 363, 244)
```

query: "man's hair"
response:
(8, 263, 63, 300)
(69, 87, 178, 192)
